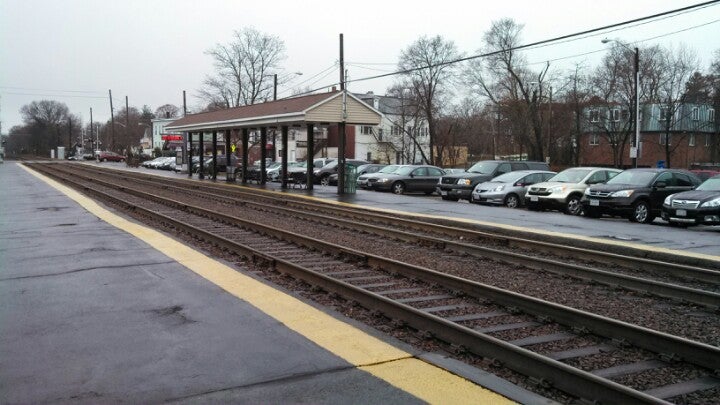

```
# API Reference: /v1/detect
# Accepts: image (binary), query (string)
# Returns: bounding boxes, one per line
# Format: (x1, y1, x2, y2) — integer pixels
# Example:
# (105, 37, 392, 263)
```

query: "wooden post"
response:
(211, 130, 218, 180)
(199, 132, 205, 180)
(242, 128, 249, 184)
(187, 132, 193, 178)
(306, 123, 314, 190)
(281, 126, 289, 189)
(225, 129, 233, 182)
(260, 127, 267, 185)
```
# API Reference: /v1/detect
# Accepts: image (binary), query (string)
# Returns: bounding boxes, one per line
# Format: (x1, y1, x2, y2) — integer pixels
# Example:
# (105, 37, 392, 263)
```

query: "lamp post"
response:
(602, 38, 640, 168)
(271, 71, 303, 101)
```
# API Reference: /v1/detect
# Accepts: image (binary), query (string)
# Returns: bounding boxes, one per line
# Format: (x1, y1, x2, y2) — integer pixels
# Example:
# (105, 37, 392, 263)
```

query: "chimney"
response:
(331, 86, 337, 92)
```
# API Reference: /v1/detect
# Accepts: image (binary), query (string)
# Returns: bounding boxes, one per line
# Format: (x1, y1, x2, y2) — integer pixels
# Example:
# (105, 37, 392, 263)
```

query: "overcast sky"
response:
(1, 0, 718, 131)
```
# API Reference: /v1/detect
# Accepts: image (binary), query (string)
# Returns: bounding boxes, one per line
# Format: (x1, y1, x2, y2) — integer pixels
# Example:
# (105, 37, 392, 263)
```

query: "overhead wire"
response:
(284, 0, 720, 99)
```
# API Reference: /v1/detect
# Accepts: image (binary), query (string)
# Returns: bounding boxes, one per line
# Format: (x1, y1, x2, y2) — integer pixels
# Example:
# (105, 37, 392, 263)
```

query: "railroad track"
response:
(29, 162, 720, 404)
(45, 163, 720, 307)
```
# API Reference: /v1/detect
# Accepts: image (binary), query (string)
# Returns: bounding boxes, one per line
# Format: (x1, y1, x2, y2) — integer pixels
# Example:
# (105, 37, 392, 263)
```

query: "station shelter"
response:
(165, 90, 382, 194)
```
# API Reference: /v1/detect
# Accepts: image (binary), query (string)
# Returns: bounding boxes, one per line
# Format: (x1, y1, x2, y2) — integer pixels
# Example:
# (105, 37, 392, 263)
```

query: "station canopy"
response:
(165, 90, 382, 132)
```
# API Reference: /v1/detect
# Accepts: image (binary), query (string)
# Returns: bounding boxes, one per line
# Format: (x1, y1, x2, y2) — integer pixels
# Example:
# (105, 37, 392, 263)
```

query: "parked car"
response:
(471, 170, 556, 208)
(690, 169, 720, 181)
(313, 158, 336, 169)
(525, 167, 622, 215)
(199, 155, 240, 175)
(661, 174, 720, 226)
(97, 151, 125, 162)
(369, 165, 445, 194)
(314, 159, 369, 185)
(358, 165, 407, 189)
(581, 168, 702, 223)
(443, 168, 466, 174)
(437, 160, 550, 202)
(142, 156, 168, 168)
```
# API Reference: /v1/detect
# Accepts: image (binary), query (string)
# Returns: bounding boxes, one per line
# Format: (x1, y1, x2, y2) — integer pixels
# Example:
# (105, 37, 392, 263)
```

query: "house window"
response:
(659, 106, 669, 121)
(610, 109, 620, 122)
(710, 109, 716, 122)
(589, 134, 599, 146)
(377, 128, 383, 141)
(689, 134, 696, 147)
(660, 133, 671, 146)
(692, 107, 699, 121)
(589, 109, 600, 122)
(366, 152, 372, 161)
(360, 126, 373, 135)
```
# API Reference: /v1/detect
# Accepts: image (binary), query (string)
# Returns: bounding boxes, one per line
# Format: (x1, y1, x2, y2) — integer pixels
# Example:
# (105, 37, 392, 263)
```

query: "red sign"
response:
(162, 135, 183, 141)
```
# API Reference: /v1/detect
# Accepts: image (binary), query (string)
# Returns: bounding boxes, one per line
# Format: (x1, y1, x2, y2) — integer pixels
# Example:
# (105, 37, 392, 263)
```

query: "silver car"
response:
(471, 170, 556, 208)
(357, 165, 407, 189)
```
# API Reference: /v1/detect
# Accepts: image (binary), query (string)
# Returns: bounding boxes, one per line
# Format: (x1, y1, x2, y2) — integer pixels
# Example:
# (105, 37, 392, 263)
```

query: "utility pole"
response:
(109, 90, 115, 151)
(125, 96, 130, 152)
(337, 33, 346, 195)
(90, 108, 94, 152)
(273, 74, 278, 101)
(183, 90, 187, 116)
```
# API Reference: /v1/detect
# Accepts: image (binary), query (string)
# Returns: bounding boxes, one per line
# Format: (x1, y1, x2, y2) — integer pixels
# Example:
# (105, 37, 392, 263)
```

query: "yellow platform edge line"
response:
(21, 163, 514, 405)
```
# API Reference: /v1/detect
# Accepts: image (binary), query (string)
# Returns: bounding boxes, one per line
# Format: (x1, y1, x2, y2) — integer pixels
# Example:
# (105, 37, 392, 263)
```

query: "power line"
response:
(346, 0, 720, 86)
(2, 92, 108, 99)
(0, 86, 105, 94)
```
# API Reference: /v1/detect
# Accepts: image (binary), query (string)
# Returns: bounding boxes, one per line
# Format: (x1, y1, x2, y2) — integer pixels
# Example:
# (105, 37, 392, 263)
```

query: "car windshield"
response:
(697, 177, 720, 191)
(394, 166, 415, 176)
(321, 161, 338, 170)
(491, 171, 525, 183)
(467, 162, 499, 174)
(267, 162, 281, 170)
(606, 171, 656, 186)
(379, 165, 402, 174)
(548, 168, 592, 183)
(288, 161, 305, 168)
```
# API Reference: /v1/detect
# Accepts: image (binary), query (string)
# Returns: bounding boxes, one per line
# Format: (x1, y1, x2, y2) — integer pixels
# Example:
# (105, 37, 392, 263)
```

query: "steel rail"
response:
(70, 163, 720, 279)
(33, 163, 720, 371)
(52, 163, 720, 306)
(33, 164, 677, 405)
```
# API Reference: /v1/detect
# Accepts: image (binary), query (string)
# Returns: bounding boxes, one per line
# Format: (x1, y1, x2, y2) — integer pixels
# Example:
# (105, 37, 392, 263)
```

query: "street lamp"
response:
(602, 38, 640, 168)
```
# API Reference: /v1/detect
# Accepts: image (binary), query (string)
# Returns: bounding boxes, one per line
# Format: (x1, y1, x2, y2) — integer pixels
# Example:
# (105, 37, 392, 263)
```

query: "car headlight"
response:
(548, 185, 566, 194)
(664, 195, 674, 206)
(492, 185, 505, 192)
(610, 190, 634, 198)
(457, 179, 471, 186)
(378, 178, 390, 184)
(584, 188, 592, 195)
(700, 197, 720, 208)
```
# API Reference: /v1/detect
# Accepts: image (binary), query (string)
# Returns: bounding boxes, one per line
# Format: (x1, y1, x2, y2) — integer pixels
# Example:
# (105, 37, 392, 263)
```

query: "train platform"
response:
(0, 161, 542, 404)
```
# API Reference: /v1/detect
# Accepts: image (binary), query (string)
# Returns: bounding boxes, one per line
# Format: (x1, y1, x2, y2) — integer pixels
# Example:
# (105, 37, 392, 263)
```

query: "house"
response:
(354, 92, 431, 164)
(581, 103, 718, 168)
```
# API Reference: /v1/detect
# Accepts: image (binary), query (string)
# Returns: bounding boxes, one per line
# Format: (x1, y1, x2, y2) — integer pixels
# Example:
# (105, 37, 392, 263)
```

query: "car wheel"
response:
(441, 195, 459, 201)
(564, 195, 583, 216)
(391, 182, 406, 195)
(630, 201, 654, 223)
(320, 175, 330, 186)
(504, 194, 520, 208)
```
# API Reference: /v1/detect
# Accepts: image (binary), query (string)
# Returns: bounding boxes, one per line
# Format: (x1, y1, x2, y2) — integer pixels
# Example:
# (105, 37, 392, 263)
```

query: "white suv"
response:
(525, 167, 621, 215)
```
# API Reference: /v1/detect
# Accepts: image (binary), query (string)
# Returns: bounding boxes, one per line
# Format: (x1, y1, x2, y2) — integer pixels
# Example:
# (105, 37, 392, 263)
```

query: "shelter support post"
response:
(225, 129, 233, 182)
(337, 123, 346, 194)
(260, 127, 267, 185)
(242, 128, 249, 185)
(281, 126, 289, 190)
(187, 132, 193, 178)
(211, 130, 218, 181)
(199, 131, 205, 180)
(306, 123, 314, 191)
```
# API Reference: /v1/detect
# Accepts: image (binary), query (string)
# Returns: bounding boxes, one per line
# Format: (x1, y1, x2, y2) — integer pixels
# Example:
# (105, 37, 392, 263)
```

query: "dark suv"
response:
(581, 168, 701, 223)
(437, 160, 550, 202)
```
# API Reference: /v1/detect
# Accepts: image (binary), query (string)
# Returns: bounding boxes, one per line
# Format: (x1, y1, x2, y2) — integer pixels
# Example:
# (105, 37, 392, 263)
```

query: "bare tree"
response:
(19, 100, 71, 156)
(200, 27, 286, 108)
(466, 18, 552, 162)
(397, 35, 461, 165)
(561, 63, 592, 166)
(155, 104, 180, 119)
(652, 45, 699, 168)
(383, 83, 430, 164)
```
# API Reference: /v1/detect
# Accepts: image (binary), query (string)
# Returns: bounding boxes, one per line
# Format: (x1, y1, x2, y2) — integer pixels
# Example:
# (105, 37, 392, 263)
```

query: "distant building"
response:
(581, 103, 718, 168)
(151, 117, 183, 150)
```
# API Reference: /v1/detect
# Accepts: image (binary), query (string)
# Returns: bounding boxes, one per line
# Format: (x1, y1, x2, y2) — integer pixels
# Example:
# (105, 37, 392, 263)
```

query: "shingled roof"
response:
(166, 90, 382, 132)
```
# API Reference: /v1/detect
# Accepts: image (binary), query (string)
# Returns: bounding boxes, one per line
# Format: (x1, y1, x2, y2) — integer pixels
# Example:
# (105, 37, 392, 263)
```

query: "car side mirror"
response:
(654, 181, 667, 189)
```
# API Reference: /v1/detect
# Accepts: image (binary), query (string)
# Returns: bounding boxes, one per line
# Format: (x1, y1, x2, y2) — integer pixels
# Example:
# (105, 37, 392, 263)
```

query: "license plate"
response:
(676, 209, 687, 217)
(440, 191, 447, 196)
(530, 196, 538, 202)
(590, 199, 599, 206)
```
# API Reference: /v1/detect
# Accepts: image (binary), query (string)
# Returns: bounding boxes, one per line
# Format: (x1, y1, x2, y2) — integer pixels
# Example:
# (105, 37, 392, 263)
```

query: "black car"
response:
(581, 168, 702, 223)
(662, 175, 720, 226)
(313, 159, 369, 185)
(369, 165, 445, 194)
(437, 160, 550, 202)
